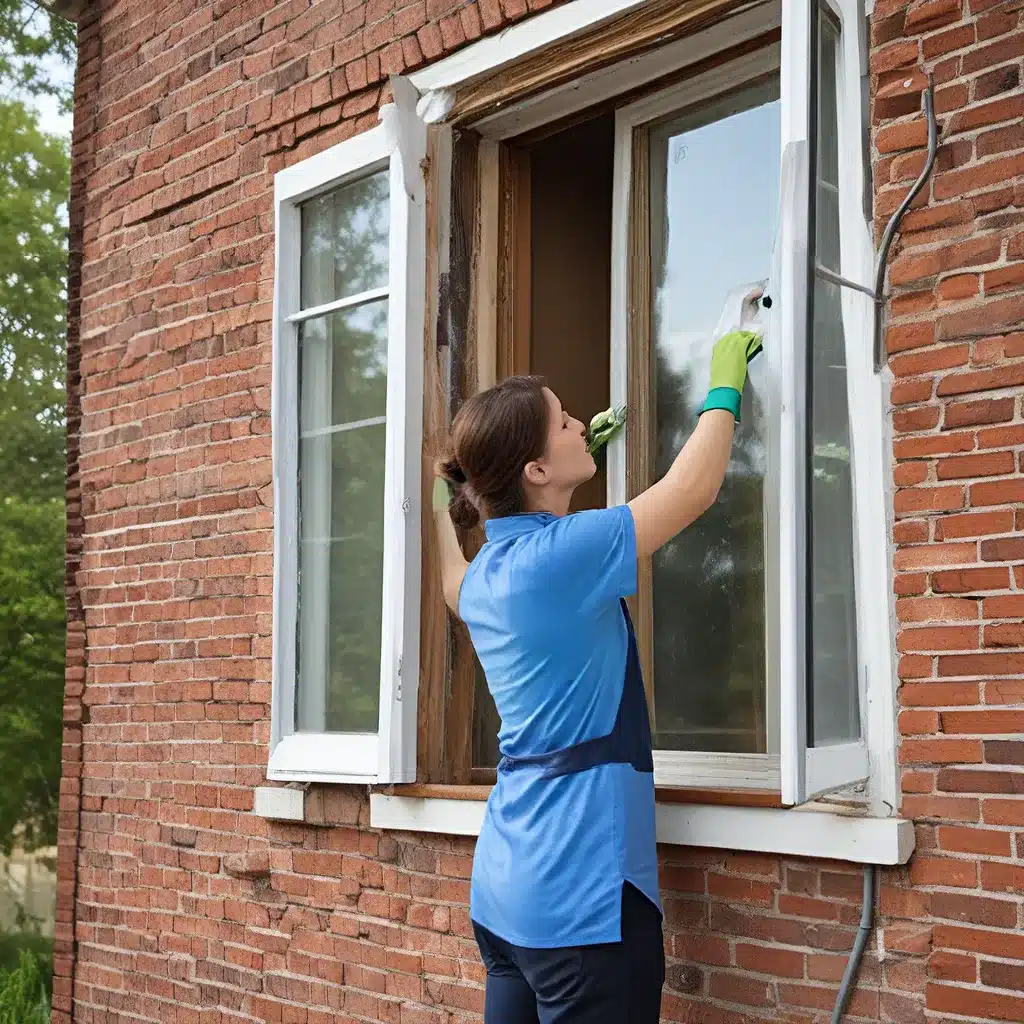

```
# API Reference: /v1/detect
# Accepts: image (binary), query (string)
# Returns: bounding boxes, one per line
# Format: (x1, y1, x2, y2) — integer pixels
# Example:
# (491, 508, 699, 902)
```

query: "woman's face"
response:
(529, 387, 596, 494)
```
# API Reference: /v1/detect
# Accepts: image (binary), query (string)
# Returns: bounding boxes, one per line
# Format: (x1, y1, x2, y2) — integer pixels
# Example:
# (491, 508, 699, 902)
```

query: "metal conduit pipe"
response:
(830, 865, 876, 1024)
(872, 78, 938, 372)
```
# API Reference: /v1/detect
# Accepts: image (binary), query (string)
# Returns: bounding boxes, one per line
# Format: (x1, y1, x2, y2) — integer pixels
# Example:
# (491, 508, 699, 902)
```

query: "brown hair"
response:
(437, 375, 549, 530)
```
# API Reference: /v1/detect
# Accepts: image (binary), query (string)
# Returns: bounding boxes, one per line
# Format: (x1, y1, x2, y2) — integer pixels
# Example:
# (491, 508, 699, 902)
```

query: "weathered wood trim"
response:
(444, 130, 487, 784)
(447, 0, 753, 125)
(497, 142, 532, 381)
(625, 124, 656, 714)
(417, 125, 454, 783)
(387, 781, 784, 808)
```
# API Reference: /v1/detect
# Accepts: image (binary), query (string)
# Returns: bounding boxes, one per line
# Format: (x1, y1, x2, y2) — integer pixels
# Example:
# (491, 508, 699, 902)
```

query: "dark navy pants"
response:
(473, 884, 665, 1024)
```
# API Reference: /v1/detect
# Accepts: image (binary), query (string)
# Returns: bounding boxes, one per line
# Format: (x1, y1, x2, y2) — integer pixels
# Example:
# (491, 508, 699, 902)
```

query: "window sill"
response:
(367, 789, 915, 865)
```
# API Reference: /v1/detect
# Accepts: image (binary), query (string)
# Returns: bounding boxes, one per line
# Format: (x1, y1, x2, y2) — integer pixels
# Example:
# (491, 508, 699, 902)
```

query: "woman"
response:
(432, 321, 763, 1024)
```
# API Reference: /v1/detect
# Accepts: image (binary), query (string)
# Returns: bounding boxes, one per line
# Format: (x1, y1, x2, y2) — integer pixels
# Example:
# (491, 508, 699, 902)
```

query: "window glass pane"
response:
(298, 302, 388, 428)
(300, 170, 389, 308)
(648, 78, 780, 753)
(297, 423, 386, 734)
(295, 172, 389, 736)
(809, 12, 860, 746)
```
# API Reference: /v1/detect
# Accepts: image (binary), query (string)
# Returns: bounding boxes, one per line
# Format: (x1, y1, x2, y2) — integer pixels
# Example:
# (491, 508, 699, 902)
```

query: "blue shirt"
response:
(460, 505, 661, 948)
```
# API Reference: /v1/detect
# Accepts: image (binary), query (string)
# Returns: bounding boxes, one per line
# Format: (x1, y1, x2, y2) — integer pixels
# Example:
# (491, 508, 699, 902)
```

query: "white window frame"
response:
(269, 78, 426, 784)
(412, 0, 896, 812)
(605, 0, 891, 805)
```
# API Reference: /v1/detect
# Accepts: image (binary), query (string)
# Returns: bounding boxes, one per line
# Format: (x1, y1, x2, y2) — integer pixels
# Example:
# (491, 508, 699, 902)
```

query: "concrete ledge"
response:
(369, 795, 916, 865)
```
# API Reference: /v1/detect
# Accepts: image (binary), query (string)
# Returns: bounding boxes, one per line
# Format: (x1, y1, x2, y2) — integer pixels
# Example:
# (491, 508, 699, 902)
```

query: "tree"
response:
(0, 96, 68, 855)
(0, 1, 75, 109)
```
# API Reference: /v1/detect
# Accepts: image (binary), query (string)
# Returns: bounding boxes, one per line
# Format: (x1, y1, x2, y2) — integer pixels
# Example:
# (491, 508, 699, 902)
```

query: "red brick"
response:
(706, 874, 775, 906)
(938, 767, 1024, 792)
(934, 154, 1024, 202)
(735, 944, 805, 978)
(900, 682, 980, 706)
(911, 856, 978, 888)
(935, 509, 1015, 538)
(906, 0, 963, 30)
(932, 566, 1011, 592)
(900, 709, 940, 734)
(897, 625, 979, 651)
(927, 982, 1024, 1021)
(934, 923, 1024, 960)
(892, 377, 935, 404)
(981, 862, 1024, 896)
(962, 32, 1024, 74)
(892, 343, 971, 377)
(928, 949, 977, 982)
(943, 396, 1015, 428)
(984, 800, 1024, 826)
(986, 622, 1024, 646)
(985, 261, 1024, 294)
(893, 487, 965, 517)
(901, 794, 981, 822)
(893, 405, 941, 432)
(938, 451, 1016, 478)
(899, 738, 983, 764)
(923, 22, 975, 59)
(930, 891, 1018, 928)
(937, 824, 1012, 856)
(939, 652, 1024, 676)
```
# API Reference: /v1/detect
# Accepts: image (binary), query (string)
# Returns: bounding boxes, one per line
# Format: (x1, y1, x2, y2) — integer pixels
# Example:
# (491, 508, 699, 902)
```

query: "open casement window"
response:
(441, 0, 882, 806)
(605, 0, 873, 804)
(270, 80, 426, 784)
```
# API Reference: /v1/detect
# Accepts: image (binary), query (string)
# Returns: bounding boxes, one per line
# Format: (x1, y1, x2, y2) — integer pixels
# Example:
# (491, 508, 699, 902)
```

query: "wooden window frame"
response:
(411, 0, 897, 813)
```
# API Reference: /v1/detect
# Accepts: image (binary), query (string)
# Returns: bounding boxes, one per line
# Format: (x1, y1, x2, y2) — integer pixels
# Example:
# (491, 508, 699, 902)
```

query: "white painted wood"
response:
(474, 3, 781, 139)
(270, 78, 427, 785)
(268, 733, 379, 783)
(829, 0, 898, 815)
(275, 126, 391, 206)
(777, 0, 813, 807)
(806, 741, 869, 796)
(271, 189, 302, 760)
(408, 0, 651, 93)
(654, 752, 780, 791)
(253, 786, 306, 822)
(377, 75, 427, 784)
(286, 286, 391, 324)
(369, 795, 916, 864)
(371, 795, 488, 837)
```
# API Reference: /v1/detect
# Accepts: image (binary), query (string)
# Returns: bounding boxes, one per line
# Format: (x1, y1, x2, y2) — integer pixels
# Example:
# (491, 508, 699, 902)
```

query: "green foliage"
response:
(0, 949, 51, 1023)
(0, 96, 68, 855)
(0, 928, 51, 979)
(0, 1, 75, 107)
(0, 97, 69, 505)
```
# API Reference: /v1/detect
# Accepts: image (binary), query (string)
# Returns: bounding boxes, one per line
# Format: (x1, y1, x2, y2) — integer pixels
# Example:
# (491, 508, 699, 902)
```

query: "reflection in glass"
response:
(810, 12, 860, 745)
(648, 78, 780, 753)
(298, 302, 388, 428)
(300, 170, 390, 308)
(295, 172, 390, 733)
(297, 423, 387, 734)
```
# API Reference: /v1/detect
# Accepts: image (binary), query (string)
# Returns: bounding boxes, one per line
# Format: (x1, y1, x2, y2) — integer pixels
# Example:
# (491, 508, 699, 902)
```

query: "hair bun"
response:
(438, 455, 466, 486)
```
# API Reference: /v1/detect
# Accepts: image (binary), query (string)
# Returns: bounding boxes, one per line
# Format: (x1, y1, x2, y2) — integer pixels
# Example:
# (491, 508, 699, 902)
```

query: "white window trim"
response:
(269, 79, 426, 785)
(407, 0, 897, 814)
(367, 794, 914, 865)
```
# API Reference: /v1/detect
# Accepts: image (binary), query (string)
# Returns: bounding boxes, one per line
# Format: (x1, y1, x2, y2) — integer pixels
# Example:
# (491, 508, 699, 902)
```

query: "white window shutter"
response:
(776, 0, 814, 807)
(778, 0, 875, 805)
(376, 76, 427, 783)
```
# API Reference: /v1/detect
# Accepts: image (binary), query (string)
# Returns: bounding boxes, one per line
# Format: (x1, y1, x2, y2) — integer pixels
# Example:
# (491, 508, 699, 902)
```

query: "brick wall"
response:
(55, 0, 1023, 1021)
(872, 0, 1024, 1021)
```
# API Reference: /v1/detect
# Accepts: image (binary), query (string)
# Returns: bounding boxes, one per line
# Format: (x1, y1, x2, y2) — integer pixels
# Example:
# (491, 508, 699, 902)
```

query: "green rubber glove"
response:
(699, 330, 763, 422)
(587, 404, 627, 455)
(432, 476, 452, 512)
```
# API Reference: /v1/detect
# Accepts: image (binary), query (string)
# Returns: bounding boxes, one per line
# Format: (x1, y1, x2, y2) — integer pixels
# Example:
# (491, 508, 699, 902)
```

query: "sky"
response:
(653, 89, 782, 404)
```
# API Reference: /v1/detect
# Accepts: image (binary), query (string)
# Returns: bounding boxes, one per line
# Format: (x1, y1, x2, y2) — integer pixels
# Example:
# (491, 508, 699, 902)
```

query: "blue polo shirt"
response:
(459, 505, 660, 948)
